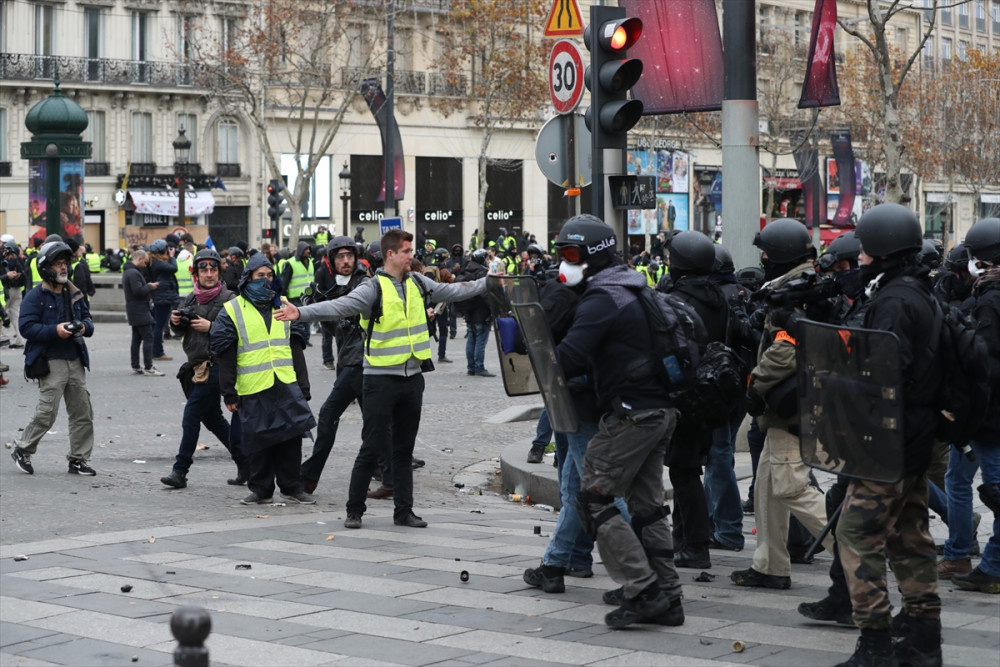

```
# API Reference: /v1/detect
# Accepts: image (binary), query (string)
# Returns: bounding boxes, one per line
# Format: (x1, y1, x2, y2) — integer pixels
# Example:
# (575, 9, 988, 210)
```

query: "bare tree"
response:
(185, 0, 384, 248)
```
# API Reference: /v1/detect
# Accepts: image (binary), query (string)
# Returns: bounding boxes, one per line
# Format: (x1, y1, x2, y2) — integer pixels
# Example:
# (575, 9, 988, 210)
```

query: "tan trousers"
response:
(751, 427, 835, 577)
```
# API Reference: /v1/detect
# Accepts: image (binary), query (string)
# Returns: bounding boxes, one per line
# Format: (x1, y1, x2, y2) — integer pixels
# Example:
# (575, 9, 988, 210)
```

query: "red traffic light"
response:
(586, 17, 642, 54)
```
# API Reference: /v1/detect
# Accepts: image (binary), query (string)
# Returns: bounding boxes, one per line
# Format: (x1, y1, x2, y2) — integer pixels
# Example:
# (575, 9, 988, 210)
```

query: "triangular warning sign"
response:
(544, 0, 584, 38)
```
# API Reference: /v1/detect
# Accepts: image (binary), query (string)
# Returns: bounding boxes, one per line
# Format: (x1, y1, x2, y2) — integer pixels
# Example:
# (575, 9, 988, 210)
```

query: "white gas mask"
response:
(558, 261, 588, 287)
(968, 258, 986, 279)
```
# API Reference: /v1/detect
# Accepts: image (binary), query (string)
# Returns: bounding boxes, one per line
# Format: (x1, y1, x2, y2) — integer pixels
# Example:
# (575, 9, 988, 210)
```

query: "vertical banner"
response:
(620, 0, 724, 114)
(830, 130, 856, 227)
(798, 0, 841, 109)
(360, 79, 405, 203)
(28, 160, 48, 245)
(59, 160, 85, 240)
(792, 139, 824, 229)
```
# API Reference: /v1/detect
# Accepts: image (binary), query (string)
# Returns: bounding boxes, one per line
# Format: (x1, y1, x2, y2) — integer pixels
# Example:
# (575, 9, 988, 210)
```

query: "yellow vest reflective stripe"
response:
(30, 258, 42, 286)
(359, 275, 432, 366)
(175, 257, 194, 295)
(286, 258, 311, 298)
(0, 284, 6, 308)
(86, 253, 104, 273)
(223, 296, 296, 396)
(315, 232, 330, 246)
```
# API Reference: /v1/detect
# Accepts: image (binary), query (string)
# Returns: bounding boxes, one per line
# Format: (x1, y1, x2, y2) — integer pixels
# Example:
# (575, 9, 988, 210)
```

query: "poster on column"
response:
(59, 160, 85, 240)
(28, 160, 47, 244)
(657, 194, 689, 232)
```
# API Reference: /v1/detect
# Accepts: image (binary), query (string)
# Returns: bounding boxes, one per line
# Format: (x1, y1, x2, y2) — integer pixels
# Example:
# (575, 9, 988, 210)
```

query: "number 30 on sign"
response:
(549, 40, 584, 115)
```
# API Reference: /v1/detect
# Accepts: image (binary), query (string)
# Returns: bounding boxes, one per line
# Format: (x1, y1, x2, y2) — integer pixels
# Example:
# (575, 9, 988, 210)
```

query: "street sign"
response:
(549, 40, 585, 114)
(379, 216, 402, 236)
(544, 0, 584, 37)
(609, 175, 657, 210)
(534, 114, 592, 188)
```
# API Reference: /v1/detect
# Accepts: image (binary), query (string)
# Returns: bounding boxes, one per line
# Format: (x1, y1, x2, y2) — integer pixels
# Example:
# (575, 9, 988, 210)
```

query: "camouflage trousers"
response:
(835, 474, 941, 630)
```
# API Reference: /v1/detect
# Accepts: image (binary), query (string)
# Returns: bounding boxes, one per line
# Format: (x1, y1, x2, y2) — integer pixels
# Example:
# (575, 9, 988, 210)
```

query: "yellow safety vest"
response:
(175, 257, 193, 296)
(30, 257, 42, 287)
(315, 231, 330, 247)
(87, 252, 104, 273)
(223, 296, 295, 396)
(359, 274, 432, 366)
(286, 258, 311, 299)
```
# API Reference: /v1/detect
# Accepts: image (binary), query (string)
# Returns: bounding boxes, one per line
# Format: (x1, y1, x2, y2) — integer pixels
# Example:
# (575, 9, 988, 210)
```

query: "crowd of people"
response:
(1, 210, 997, 665)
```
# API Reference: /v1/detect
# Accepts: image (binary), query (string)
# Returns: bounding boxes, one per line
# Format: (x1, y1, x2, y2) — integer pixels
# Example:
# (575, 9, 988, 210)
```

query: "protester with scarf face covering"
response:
(210, 252, 316, 505)
(159, 249, 250, 490)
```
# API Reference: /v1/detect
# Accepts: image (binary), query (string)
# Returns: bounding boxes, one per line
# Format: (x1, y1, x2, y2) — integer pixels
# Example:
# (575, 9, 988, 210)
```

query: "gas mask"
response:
(558, 261, 588, 287)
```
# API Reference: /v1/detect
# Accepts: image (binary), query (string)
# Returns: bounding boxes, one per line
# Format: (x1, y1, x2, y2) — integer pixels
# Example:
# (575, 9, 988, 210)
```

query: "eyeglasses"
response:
(197, 261, 220, 271)
(558, 246, 582, 264)
(334, 251, 355, 260)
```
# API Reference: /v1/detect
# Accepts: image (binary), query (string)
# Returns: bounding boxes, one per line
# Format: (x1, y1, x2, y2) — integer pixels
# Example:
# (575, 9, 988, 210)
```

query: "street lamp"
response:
(173, 126, 192, 227)
(339, 160, 351, 237)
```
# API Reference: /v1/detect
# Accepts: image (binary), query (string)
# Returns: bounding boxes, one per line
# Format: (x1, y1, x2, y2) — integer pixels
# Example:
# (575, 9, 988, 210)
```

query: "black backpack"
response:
(631, 286, 706, 391)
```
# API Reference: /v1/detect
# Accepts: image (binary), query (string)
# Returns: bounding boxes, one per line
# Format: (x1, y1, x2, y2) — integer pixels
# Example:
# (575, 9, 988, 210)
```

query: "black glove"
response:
(769, 307, 803, 336)
(746, 388, 766, 417)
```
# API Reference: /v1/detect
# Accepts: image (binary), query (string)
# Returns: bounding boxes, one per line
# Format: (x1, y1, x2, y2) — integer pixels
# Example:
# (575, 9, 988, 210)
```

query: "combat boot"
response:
(893, 616, 942, 667)
(160, 470, 187, 489)
(836, 630, 898, 667)
(604, 582, 672, 629)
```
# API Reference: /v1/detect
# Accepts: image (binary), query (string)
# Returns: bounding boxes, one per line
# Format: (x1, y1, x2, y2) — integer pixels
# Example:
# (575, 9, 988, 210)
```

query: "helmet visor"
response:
(558, 246, 583, 264)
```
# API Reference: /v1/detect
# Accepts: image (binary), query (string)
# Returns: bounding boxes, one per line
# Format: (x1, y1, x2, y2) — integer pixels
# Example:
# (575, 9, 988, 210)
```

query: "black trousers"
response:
(670, 466, 712, 547)
(247, 436, 304, 499)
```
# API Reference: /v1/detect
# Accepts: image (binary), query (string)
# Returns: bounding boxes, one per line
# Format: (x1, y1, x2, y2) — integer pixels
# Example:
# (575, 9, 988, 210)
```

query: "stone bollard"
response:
(171, 605, 211, 667)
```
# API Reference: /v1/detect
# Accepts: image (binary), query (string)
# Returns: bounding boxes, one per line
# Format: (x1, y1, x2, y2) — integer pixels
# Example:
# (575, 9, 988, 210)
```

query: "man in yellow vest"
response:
(314, 225, 330, 248)
(85, 245, 104, 274)
(280, 241, 313, 346)
(276, 229, 489, 529)
(174, 245, 194, 300)
(210, 253, 316, 505)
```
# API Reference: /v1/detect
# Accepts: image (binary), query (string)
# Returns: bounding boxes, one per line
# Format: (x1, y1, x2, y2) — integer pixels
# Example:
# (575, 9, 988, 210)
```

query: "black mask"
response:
(859, 262, 882, 286)
(833, 268, 863, 299)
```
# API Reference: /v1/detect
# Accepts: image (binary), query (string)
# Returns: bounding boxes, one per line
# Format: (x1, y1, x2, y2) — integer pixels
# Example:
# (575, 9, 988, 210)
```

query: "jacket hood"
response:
(296, 241, 311, 261)
(238, 253, 274, 290)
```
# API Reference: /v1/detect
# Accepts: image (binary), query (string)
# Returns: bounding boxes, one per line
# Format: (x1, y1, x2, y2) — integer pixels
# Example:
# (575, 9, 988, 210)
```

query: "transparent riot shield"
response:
(485, 276, 540, 397)
(511, 303, 579, 434)
(797, 320, 905, 483)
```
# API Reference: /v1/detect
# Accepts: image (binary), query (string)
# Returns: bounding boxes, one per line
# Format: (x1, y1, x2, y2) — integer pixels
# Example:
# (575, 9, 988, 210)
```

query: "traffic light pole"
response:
(384, 0, 397, 220)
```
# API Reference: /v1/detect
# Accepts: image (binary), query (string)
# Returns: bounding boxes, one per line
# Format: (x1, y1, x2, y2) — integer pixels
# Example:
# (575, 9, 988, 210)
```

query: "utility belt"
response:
(607, 403, 668, 423)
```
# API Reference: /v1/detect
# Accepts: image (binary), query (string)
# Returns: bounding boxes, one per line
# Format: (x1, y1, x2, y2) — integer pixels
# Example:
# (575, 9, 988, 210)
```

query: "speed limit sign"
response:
(549, 40, 584, 115)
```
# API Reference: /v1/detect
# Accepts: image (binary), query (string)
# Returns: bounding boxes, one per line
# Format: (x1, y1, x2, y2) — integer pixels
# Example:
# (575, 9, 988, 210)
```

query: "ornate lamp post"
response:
(173, 127, 192, 227)
(339, 160, 352, 237)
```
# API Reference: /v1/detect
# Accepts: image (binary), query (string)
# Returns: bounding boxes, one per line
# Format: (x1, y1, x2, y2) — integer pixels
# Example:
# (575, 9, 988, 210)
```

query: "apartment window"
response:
(941, 36, 952, 60)
(177, 114, 197, 162)
(132, 112, 152, 163)
(794, 12, 805, 46)
(0, 108, 7, 161)
(35, 4, 55, 78)
(217, 119, 238, 164)
(132, 12, 150, 83)
(85, 111, 105, 163)
(977, 0, 987, 31)
(84, 7, 103, 81)
(959, 40, 969, 59)
(177, 15, 194, 85)
(959, 1, 970, 28)
(994, 1, 1000, 34)
(895, 28, 908, 49)
(942, 5, 952, 25)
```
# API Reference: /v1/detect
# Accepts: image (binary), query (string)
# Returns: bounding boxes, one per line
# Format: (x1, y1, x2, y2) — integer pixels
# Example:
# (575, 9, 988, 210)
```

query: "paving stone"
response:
(164, 572, 310, 597)
(0, 621, 61, 648)
(198, 610, 322, 643)
(404, 605, 591, 637)
(168, 589, 327, 619)
(701, 620, 858, 654)
(393, 567, 531, 594)
(150, 632, 339, 667)
(0, 649, 60, 666)
(427, 629, 629, 664)
(280, 569, 441, 597)
(26, 609, 170, 648)
(17, 572, 204, 600)
(288, 608, 468, 641)
(0, 598, 75, 623)
(48, 592, 177, 619)
(17, 636, 170, 665)
(405, 587, 578, 616)
(295, 632, 474, 666)
(231, 538, 415, 563)
(264, 589, 441, 617)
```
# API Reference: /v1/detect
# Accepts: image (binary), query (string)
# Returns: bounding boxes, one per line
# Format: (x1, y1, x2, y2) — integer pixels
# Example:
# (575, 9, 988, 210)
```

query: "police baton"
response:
(804, 498, 845, 562)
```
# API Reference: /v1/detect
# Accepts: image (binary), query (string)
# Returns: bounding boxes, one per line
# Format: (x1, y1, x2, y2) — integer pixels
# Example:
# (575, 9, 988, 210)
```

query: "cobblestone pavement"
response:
(1, 322, 997, 665)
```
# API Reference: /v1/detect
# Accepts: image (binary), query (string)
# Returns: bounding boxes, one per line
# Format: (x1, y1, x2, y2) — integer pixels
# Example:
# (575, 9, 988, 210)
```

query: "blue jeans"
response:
(928, 481, 949, 524)
(151, 303, 173, 358)
(533, 409, 553, 449)
(173, 365, 247, 473)
(970, 440, 1000, 576)
(465, 321, 490, 373)
(943, 445, 979, 560)
(703, 405, 746, 549)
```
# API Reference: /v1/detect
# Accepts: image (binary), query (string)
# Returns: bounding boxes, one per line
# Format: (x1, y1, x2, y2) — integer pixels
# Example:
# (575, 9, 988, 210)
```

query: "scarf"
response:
(193, 281, 222, 305)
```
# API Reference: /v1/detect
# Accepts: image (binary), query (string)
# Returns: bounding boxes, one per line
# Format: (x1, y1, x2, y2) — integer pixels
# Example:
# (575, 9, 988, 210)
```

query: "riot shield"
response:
(797, 320, 905, 483)
(485, 276, 540, 397)
(511, 303, 579, 434)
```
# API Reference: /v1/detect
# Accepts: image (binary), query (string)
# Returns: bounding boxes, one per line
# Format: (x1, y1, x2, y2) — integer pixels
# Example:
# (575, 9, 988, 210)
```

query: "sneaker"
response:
(344, 513, 363, 529)
(937, 557, 972, 580)
(68, 460, 96, 476)
(227, 467, 249, 486)
(153, 355, 173, 361)
(526, 445, 545, 464)
(566, 567, 594, 578)
(142, 367, 165, 377)
(523, 564, 566, 593)
(474, 370, 496, 377)
(838, 632, 897, 667)
(411, 457, 425, 470)
(240, 493, 273, 505)
(730, 567, 791, 590)
(160, 470, 187, 489)
(281, 491, 317, 505)
(798, 596, 855, 626)
(437, 357, 453, 363)
(952, 566, 1000, 594)
(323, 362, 336, 371)
(605, 582, 672, 629)
(467, 370, 475, 376)
(367, 484, 394, 499)
(132, 368, 143, 375)
(742, 497, 754, 515)
(11, 448, 33, 474)
(603, 587, 624, 606)
(393, 511, 428, 528)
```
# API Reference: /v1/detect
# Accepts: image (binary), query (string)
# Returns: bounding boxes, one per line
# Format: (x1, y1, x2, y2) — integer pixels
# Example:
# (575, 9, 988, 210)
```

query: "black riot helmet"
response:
(37, 241, 74, 284)
(855, 203, 923, 258)
(818, 230, 862, 271)
(365, 240, 383, 268)
(666, 230, 716, 273)
(554, 214, 617, 269)
(470, 249, 489, 266)
(919, 238, 943, 269)
(433, 247, 449, 262)
(327, 235, 359, 258)
(736, 266, 766, 291)
(944, 242, 970, 272)
(964, 217, 1000, 263)
(753, 218, 815, 264)
(712, 243, 735, 274)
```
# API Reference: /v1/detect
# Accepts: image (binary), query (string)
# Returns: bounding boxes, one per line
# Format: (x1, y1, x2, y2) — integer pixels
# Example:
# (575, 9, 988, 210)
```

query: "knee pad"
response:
(979, 483, 1000, 515)
(576, 490, 619, 539)
(630, 505, 674, 559)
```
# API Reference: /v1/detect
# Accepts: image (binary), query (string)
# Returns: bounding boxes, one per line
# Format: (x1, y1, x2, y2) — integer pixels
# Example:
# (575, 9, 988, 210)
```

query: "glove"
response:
(746, 388, 766, 417)
(769, 307, 803, 337)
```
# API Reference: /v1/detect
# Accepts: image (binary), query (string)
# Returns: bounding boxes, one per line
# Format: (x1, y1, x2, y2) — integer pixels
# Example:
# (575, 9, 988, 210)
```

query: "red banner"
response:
(798, 0, 840, 109)
(619, 0, 724, 114)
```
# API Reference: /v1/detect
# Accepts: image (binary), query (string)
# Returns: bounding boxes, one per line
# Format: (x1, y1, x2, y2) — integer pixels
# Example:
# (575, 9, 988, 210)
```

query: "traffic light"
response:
(266, 179, 286, 223)
(584, 6, 643, 150)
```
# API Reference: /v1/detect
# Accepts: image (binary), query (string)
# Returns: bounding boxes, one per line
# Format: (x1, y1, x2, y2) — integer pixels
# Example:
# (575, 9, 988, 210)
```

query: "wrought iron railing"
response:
(428, 73, 467, 97)
(131, 163, 157, 176)
(0, 53, 204, 88)
(85, 162, 110, 177)
(217, 163, 241, 177)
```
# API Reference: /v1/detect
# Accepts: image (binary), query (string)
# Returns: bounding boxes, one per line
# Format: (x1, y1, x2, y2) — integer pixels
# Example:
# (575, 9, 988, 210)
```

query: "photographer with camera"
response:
(9, 241, 97, 477)
(159, 249, 249, 489)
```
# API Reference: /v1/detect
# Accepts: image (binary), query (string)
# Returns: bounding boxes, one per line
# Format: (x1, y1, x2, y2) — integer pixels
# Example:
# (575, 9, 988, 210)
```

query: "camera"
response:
(175, 306, 197, 327)
(300, 282, 328, 306)
(64, 320, 85, 337)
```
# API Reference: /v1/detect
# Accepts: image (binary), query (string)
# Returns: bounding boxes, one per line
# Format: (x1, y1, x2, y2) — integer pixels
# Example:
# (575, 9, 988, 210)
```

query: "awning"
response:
(127, 190, 216, 217)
